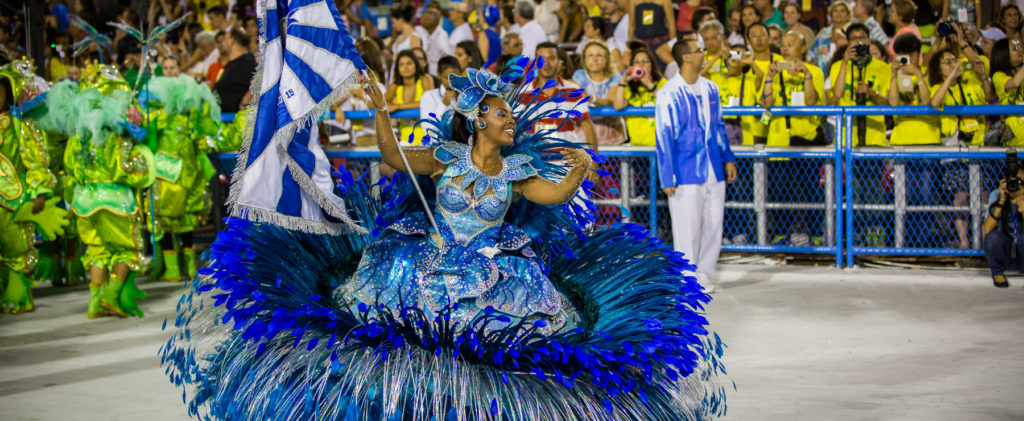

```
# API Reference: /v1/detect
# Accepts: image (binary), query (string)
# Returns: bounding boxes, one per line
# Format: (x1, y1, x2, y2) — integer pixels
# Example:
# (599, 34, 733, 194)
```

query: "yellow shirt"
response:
(624, 78, 667, 146)
(994, 71, 1024, 147)
(765, 62, 824, 146)
(829, 58, 891, 147)
(721, 71, 762, 145)
(931, 78, 987, 145)
(395, 79, 426, 145)
(889, 74, 940, 145)
(704, 55, 728, 90)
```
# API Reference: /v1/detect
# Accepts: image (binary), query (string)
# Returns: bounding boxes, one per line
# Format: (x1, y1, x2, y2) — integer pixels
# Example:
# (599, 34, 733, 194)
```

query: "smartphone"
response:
(778, 61, 795, 71)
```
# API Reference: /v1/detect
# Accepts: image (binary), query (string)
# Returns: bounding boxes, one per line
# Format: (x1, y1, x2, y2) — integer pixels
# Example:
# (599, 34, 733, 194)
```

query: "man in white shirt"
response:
(513, 1, 547, 57)
(600, 0, 630, 54)
(533, 0, 561, 41)
(419, 8, 451, 74)
(655, 38, 738, 293)
(419, 56, 461, 118)
(448, 3, 474, 52)
(853, 0, 889, 45)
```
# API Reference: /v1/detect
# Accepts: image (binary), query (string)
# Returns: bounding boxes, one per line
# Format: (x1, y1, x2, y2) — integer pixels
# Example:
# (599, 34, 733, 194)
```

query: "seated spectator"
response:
(205, 6, 230, 33)
(991, 38, 1024, 146)
(333, 38, 388, 147)
(556, 0, 586, 43)
(385, 49, 433, 145)
(183, 30, 219, 79)
(780, 2, 814, 54)
(983, 167, 1024, 288)
(513, 1, 546, 57)
(826, 23, 890, 147)
(448, 3, 473, 52)
(419, 56, 461, 117)
(161, 55, 182, 77)
(613, 45, 665, 146)
(886, 0, 920, 57)
(502, 32, 524, 58)
(753, 0, 786, 29)
(690, 6, 717, 33)
(1001, 5, 1023, 42)
(410, 47, 438, 87)
(852, 0, 888, 45)
(740, 5, 763, 42)
(388, 5, 422, 58)
(242, 15, 258, 53)
(888, 34, 939, 146)
(420, 8, 451, 75)
(761, 31, 824, 146)
(698, 21, 729, 88)
(576, 16, 621, 69)
(810, 1, 852, 73)
(454, 41, 485, 75)
(213, 28, 255, 113)
(572, 40, 625, 145)
(720, 44, 765, 145)
(518, 42, 598, 152)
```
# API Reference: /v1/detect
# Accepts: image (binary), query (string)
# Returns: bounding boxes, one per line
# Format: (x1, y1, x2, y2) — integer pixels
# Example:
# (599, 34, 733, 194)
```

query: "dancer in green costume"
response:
(0, 59, 68, 314)
(44, 64, 155, 318)
(140, 73, 220, 282)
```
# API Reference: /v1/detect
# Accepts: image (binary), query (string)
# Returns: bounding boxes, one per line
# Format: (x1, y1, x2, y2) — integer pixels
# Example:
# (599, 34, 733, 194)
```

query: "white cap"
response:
(980, 27, 1006, 41)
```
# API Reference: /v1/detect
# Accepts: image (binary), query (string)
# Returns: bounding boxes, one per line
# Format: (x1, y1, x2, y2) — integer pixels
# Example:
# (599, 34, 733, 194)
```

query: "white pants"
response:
(668, 176, 726, 279)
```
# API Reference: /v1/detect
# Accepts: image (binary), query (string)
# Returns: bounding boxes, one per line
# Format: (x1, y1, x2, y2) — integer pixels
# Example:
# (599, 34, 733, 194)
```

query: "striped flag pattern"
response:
(228, 0, 368, 234)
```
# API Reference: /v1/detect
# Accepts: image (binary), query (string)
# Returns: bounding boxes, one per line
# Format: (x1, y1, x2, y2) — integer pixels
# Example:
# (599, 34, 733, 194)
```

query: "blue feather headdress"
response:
(449, 68, 513, 121)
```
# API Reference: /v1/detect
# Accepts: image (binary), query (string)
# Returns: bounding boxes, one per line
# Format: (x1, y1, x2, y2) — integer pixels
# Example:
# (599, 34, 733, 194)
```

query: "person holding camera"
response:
(983, 154, 1024, 288)
(745, 22, 783, 144)
(929, 48, 989, 145)
(888, 34, 939, 146)
(613, 44, 666, 146)
(720, 44, 765, 145)
(826, 23, 890, 147)
(761, 31, 824, 147)
(990, 38, 1024, 146)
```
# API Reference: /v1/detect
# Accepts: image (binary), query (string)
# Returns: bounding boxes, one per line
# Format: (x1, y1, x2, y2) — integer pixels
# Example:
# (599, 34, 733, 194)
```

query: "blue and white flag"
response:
(228, 0, 367, 234)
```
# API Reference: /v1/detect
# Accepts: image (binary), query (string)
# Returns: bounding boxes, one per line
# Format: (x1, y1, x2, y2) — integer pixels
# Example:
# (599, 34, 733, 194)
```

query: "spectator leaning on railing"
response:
(614, 44, 665, 146)
(989, 38, 1024, 146)
(744, 22, 781, 145)
(888, 34, 939, 146)
(573, 40, 626, 146)
(720, 43, 764, 145)
(698, 21, 729, 89)
(827, 23, 890, 147)
(928, 48, 989, 146)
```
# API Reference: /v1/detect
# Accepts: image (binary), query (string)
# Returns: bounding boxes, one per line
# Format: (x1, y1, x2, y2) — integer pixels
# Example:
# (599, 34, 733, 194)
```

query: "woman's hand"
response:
(794, 60, 809, 75)
(767, 61, 780, 78)
(361, 74, 387, 112)
(562, 147, 592, 169)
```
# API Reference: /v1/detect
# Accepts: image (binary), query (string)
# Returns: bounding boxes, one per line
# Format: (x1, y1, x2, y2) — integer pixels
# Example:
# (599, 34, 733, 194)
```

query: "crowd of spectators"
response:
(6, 0, 1024, 149)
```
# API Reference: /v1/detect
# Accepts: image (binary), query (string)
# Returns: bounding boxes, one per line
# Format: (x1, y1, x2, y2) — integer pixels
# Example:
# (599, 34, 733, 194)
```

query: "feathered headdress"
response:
(448, 67, 513, 121)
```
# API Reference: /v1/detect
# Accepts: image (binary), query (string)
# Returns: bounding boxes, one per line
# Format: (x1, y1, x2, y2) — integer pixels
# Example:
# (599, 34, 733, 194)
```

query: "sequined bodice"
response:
(432, 142, 537, 246)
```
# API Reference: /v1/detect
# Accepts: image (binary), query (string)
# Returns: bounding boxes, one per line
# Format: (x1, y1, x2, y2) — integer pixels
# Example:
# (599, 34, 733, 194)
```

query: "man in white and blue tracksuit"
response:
(655, 38, 738, 293)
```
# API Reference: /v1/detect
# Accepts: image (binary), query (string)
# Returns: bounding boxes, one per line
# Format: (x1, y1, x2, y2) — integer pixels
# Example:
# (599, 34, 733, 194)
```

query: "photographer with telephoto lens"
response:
(984, 150, 1024, 288)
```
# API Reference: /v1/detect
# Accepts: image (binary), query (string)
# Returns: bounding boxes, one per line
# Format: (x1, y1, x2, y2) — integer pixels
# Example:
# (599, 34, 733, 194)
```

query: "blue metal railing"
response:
(212, 104, 1024, 267)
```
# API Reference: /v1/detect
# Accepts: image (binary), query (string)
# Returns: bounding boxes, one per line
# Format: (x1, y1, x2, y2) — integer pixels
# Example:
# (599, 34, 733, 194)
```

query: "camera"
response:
(1007, 150, 1022, 194)
(629, 66, 646, 79)
(896, 55, 910, 66)
(937, 19, 958, 37)
(853, 43, 871, 58)
(778, 61, 794, 71)
(729, 50, 743, 61)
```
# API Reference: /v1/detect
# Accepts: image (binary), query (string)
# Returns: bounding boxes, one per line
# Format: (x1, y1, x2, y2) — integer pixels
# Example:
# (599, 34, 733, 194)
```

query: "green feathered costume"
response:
(141, 75, 220, 281)
(42, 65, 155, 318)
(0, 59, 68, 314)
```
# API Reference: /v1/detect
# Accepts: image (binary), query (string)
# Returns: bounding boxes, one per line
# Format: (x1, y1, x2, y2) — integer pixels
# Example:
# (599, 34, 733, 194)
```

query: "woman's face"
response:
(583, 20, 598, 39)
(783, 5, 800, 26)
(162, 58, 180, 77)
(939, 52, 959, 78)
(870, 43, 884, 60)
(830, 5, 850, 26)
(741, 7, 759, 27)
(583, 44, 608, 73)
(245, 18, 257, 35)
(729, 10, 741, 32)
(391, 16, 406, 32)
(632, 51, 652, 73)
(477, 96, 515, 147)
(454, 46, 471, 71)
(1006, 8, 1021, 28)
(413, 49, 428, 69)
(397, 55, 416, 79)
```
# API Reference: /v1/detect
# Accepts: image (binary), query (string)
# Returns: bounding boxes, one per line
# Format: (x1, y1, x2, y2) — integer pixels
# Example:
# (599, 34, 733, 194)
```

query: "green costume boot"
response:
(100, 274, 129, 318)
(34, 244, 60, 285)
(87, 283, 109, 318)
(182, 247, 197, 281)
(118, 272, 145, 317)
(65, 253, 87, 286)
(159, 249, 183, 282)
(1, 268, 35, 314)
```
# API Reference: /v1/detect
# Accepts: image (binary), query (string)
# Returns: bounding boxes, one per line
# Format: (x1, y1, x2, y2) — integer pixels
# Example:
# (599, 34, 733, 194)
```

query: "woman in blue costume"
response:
(161, 61, 728, 420)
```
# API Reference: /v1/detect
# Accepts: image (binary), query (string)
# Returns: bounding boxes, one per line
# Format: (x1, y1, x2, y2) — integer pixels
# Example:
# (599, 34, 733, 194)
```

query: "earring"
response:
(467, 134, 475, 148)
(478, 120, 487, 129)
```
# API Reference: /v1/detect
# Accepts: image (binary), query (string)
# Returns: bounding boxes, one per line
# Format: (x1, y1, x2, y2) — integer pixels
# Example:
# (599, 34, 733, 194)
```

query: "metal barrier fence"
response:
(214, 105, 1024, 267)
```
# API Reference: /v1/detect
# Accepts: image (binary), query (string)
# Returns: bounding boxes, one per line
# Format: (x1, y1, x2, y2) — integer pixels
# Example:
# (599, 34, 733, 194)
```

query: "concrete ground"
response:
(0, 264, 1022, 421)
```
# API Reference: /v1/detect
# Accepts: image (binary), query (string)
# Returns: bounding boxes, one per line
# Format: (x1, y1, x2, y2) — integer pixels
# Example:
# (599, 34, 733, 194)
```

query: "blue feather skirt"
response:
(160, 171, 729, 421)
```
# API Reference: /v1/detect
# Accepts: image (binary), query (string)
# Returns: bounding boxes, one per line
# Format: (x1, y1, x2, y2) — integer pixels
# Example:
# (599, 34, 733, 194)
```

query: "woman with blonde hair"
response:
(572, 39, 625, 145)
(810, 1, 852, 71)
